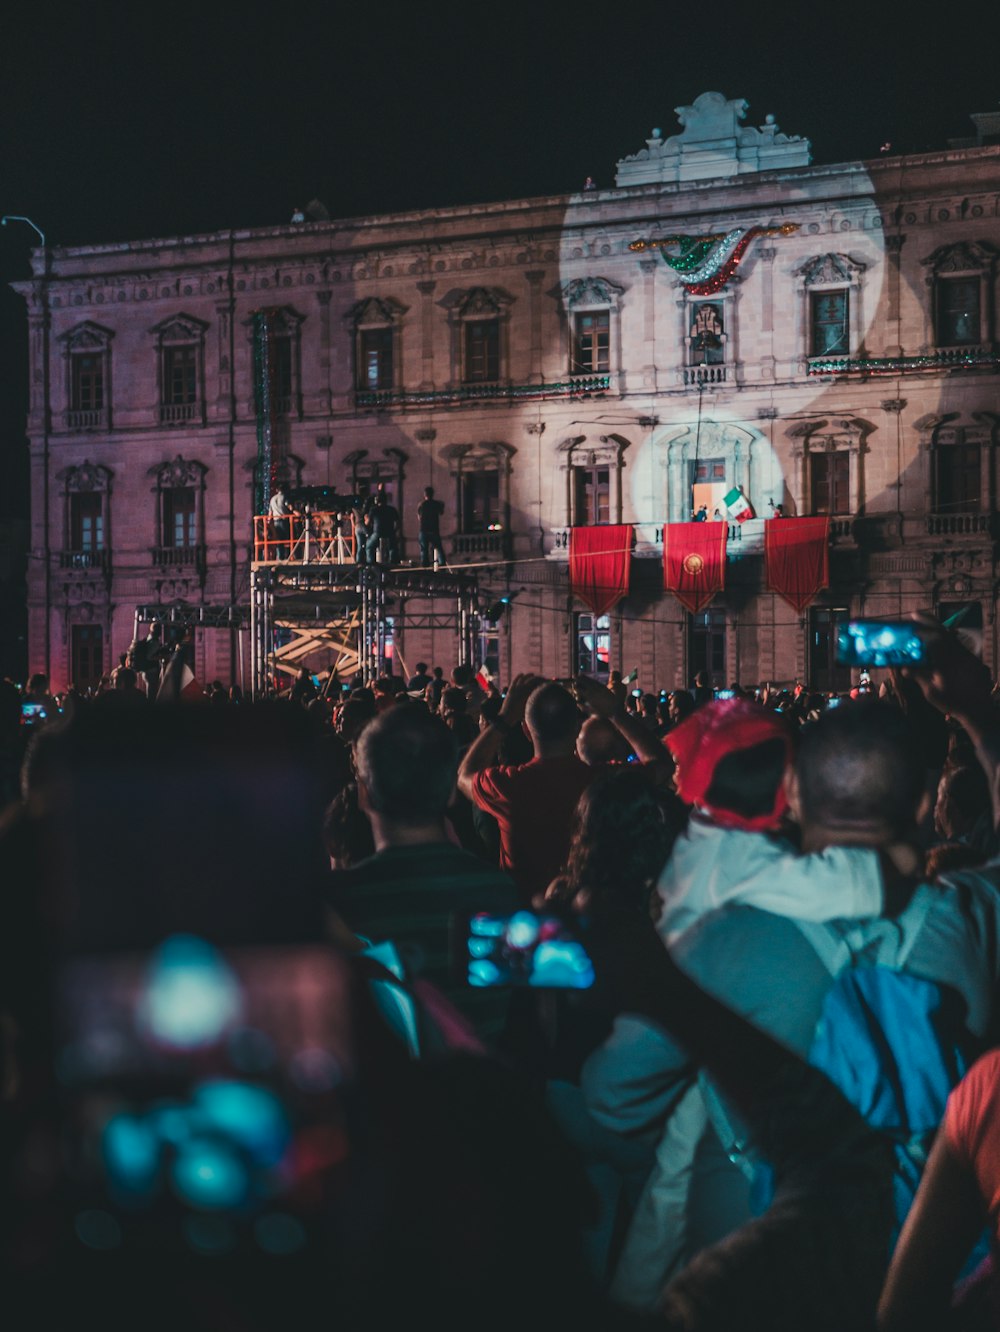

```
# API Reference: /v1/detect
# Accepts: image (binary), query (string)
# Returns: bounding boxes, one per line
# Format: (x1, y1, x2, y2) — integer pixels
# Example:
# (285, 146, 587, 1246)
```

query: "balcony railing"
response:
(683, 364, 728, 387)
(65, 408, 106, 430)
(60, 549, 108, 571)
(355, 375, 611, 410)
(808, 346, 1000, 377)
(160, 401, 199, 424)
(152, 544, 206, 570)
(925, 512, 993, 537)
(450, 531, 511, 559)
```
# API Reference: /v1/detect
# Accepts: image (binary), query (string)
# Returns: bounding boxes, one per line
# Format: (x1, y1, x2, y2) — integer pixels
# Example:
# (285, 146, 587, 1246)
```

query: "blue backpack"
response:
(795, 887, 975, 1236)
(703, 885, 978, 1243)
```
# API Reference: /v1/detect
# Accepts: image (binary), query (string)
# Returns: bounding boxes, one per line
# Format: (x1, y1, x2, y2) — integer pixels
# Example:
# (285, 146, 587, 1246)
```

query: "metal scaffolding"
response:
(248, 561, 480, 698)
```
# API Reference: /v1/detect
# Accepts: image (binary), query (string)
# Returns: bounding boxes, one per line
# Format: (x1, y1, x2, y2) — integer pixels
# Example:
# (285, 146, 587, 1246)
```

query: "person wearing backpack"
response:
(604, 676, 1000, 1312)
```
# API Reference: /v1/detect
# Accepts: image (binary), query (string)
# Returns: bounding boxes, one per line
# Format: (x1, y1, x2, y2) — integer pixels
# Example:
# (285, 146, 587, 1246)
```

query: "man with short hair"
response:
(327, 706, 517, 1034)
(458, 676, 594, 902)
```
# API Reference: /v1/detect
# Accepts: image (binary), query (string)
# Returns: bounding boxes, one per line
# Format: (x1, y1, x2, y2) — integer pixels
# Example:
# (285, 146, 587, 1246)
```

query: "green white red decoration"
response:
(630, 222, 799, 295)
(723, 487, 755, 522)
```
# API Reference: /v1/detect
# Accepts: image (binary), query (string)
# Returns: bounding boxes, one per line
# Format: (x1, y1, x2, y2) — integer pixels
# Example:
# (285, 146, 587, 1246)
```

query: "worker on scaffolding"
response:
(267, 485, 298, 560)
(360, 489, 400, 566)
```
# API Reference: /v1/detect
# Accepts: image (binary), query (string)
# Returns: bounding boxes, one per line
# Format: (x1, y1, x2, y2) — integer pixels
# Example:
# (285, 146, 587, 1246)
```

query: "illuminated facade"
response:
(14, 92, 1000, 691)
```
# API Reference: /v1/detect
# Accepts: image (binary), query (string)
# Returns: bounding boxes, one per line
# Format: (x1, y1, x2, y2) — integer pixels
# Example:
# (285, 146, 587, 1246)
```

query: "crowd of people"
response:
(3, 621, 1000, 1328)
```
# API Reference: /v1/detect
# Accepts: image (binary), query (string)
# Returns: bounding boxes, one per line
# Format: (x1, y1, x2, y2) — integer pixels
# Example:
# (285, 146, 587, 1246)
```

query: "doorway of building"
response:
(71, 624, 104, 692)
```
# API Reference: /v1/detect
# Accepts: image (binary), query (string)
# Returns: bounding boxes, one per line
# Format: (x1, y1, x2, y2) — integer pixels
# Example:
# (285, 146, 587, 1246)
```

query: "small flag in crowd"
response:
(723, 487, 755, 523)
(156, 649, 204, 703)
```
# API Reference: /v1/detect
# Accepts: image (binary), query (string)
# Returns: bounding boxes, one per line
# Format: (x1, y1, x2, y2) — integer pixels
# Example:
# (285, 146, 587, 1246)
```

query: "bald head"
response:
(577, 716, 628, 766)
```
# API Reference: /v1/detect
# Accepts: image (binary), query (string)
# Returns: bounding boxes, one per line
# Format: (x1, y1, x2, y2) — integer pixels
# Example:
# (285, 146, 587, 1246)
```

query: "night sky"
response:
(2, 0, 1000, 509)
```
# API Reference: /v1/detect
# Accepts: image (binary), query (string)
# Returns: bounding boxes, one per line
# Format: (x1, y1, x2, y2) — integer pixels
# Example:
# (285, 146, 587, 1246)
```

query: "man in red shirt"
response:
(458, 675, 595, 903)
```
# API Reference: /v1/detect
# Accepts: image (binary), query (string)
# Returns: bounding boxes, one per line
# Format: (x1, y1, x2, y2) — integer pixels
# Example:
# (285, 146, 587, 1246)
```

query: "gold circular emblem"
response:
(682, 552, 704, 575)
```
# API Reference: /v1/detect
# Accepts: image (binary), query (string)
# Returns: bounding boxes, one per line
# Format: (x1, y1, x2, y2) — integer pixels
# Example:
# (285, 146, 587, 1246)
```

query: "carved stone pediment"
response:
(560, 276, 625, 309)
(445, 286, 513, 318)
(150, 312, 209, 342)
(59, 460, 112, 492)
(58, 320, 115, 352)
(922, 240, 999, 273)
(345, 296, 407, 327)
(149, 454, 207, 488)
(796, 253, 866, 285)
(615, 91, 810, 186)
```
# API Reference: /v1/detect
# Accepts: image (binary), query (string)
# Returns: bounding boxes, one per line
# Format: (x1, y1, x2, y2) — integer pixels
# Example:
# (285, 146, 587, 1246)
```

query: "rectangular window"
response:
(71, 625, 104, 693)
(936, 441, 981, 512)
(476, 624, 501, 683)
(809, 607, 852, 693)
(810, 451, 851, 515)
(70, 493, 104, 551)
(461, 471, 500, 532)
(688, 608, 725, 683)
(809, 289, 849, 357)
(464, 320, 500, 383)
(937, 277, 980, 347)
(163, 345, 197, 405)
(573, 466, 610, 526)
(690, 457, 727, 520)
(72, 354, 104, 412)
(690, 302, 725, 365)
(573, 311, 610, 374)
(163, 488, 197, 547)
(358, 327, 394, 390)
(575, 612, 610, 681)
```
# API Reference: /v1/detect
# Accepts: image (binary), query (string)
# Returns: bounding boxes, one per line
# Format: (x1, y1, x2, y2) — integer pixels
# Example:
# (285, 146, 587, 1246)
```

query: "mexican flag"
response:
(723, 488, 755, 523)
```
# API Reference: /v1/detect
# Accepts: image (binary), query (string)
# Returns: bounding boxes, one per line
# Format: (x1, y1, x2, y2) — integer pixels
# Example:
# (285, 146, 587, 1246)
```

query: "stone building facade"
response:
(13, 91, 1000, 692)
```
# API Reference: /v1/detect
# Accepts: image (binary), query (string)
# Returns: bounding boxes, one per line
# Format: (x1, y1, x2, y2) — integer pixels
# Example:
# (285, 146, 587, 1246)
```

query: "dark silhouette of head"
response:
(355, 706, 458, 827)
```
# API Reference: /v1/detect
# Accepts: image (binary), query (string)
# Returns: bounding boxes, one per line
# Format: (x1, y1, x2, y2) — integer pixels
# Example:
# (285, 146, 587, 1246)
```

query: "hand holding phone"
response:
(836, 620, 932, 669)
(458, 911, 595, 989)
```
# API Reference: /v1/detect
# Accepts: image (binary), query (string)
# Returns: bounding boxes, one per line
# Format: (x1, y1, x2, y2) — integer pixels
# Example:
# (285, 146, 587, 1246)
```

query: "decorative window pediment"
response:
(442, 441, 516, 473)
(796, 253, 867, 286)
(59, 460, 112, 493)
(149, 454, 207, 488)
(150, 313, 209, 343)
(347, 296, 407, 327)
(447, 286, 513, 318)
(58, 321, 115, 352)
(559, 277, 624, 310)
(922, 240, 999, 275)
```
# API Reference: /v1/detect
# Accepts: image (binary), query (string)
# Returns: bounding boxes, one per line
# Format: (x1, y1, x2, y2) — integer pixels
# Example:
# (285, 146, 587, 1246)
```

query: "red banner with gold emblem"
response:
(663, 522, 727, 613)
(765, 516, 830, 614)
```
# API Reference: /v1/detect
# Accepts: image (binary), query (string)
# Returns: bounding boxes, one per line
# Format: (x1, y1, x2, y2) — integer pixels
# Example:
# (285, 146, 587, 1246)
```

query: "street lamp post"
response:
(3, 215, 51, 679)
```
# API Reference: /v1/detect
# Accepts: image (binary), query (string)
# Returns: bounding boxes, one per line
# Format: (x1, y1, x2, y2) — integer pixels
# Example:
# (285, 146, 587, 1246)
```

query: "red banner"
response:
(765, 516, 830, 614)
(569, 525, 633, 616)
(663, 522, 727, 613)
